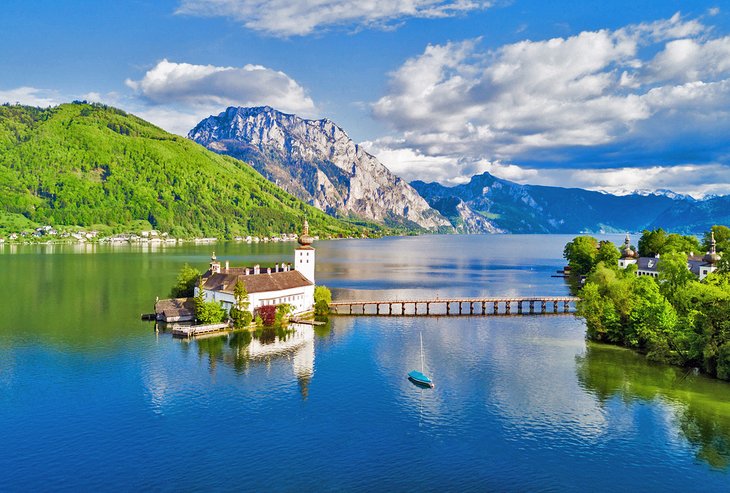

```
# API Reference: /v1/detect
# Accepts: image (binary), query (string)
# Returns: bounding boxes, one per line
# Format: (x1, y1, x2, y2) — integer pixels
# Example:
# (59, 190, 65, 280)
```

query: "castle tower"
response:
(703, 231, 721, 265)
(295, 219, 315, 284)
(618, 233, 638, 269)
(210, 252, 221, 274)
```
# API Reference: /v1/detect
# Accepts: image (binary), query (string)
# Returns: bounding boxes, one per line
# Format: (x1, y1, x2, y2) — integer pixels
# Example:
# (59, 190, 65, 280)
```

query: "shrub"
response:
(255, 305, 277, 326)
(314, 285, 332, 316)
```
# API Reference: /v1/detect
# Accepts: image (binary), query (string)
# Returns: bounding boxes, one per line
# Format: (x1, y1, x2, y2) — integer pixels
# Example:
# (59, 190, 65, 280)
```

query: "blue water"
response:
(1, 235, 729, 491)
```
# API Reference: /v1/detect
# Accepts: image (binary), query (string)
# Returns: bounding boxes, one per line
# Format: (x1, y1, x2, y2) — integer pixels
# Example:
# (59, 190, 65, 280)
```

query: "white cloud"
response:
(371, 13, 730, 196)
(176, 0, 490, 36)
(126, 59, 315, 114)
(0, 87, 60, 107)
(123, 59, 316, 135)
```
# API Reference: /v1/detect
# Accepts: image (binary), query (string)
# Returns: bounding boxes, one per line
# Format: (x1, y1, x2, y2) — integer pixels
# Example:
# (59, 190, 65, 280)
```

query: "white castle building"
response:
(196, 220, 316, 315)
(618, 231, 721, 281)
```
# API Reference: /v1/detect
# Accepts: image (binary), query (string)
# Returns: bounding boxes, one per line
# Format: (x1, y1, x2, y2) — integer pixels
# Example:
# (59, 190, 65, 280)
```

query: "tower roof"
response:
(703, 231, 721, 264)
(298, 219, 314, 247)
(621, 233, 637, 259)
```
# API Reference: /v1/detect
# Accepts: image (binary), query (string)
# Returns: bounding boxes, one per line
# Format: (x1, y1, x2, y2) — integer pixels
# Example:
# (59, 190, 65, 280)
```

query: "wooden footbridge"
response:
(330, 296, 580, 317)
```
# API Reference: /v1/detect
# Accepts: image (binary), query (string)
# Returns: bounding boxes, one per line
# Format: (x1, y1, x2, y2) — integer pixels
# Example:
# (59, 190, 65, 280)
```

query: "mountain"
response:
(0, 102, 368, 238)
(411, 172, 724, 234)
(188, 106, 451, 231)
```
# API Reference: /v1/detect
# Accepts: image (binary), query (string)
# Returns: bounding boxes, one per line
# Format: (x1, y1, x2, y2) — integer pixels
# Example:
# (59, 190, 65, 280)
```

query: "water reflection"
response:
(185, 324, 316, 399)
(576, 342, 730, 469)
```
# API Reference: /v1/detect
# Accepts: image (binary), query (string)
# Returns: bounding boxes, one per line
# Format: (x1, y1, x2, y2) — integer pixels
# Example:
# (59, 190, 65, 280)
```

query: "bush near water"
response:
(566, 226, 730, 380)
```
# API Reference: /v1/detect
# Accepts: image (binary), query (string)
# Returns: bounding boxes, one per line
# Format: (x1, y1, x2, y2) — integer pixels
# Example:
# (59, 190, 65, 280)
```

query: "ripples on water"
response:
(1, 236, 729, 491)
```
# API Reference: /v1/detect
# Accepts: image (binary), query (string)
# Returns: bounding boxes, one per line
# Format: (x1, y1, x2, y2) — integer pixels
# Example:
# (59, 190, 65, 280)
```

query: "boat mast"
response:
(420, 332, 425, 373)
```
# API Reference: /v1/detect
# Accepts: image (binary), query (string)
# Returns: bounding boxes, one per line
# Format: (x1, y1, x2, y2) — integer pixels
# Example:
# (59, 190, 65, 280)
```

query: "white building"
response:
(196, 220, 317, 316)
(618, 232, 721, 281)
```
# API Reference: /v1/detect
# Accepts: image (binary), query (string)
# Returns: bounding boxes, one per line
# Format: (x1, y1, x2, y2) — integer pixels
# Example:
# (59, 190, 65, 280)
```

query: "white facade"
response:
(618, 258, 637, 269)
(200, 284, 315, 316)
(295, 247, 315, 284)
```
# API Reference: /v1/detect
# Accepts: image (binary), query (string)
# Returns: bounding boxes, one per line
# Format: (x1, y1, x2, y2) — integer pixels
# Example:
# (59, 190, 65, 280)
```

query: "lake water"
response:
(1, 235, 729, 491)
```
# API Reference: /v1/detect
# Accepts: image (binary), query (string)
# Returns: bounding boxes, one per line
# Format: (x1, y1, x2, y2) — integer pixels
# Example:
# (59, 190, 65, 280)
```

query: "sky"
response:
(2, 0, 730, 198)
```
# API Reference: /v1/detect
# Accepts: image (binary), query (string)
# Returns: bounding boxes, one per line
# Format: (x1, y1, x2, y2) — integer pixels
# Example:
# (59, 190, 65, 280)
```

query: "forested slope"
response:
(0, 103, 366, 238)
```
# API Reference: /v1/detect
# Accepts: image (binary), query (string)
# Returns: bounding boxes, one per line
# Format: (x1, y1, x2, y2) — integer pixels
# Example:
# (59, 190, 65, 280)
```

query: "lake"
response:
(1, 235, 729, 491)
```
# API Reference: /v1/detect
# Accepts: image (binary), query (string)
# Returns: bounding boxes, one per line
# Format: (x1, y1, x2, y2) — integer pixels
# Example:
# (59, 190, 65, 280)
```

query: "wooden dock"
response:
(329, 296, 580, 316)
(171, 322, 231, 338)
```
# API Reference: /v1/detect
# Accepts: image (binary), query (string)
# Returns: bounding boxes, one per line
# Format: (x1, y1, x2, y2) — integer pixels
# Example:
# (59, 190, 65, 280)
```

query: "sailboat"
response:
(408, 332, 434, 388)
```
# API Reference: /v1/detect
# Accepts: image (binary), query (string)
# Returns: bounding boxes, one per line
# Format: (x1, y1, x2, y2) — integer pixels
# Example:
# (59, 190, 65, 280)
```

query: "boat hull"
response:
(408, 370, 434, 388)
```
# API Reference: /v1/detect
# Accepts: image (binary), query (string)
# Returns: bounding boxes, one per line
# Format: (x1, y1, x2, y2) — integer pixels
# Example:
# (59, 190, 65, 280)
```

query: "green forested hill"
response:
(0, 102, 368, 238)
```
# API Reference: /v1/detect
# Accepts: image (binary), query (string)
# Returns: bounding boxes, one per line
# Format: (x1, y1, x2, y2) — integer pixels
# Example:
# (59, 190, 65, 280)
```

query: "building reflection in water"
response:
(189, 323, 316, 399)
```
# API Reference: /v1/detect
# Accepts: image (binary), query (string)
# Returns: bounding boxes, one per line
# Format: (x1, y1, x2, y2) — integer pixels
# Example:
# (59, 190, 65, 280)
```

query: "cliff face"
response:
(189, 106, 451, 231)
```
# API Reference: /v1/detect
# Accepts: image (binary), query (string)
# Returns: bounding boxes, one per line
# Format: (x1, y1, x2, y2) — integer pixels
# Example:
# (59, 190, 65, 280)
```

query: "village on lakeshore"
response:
(0, 224, 320, 246)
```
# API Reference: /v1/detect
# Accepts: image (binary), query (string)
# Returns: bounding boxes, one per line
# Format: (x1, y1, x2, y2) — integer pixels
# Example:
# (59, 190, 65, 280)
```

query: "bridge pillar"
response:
(564, 301, 569, 313)
(541, 301, 547, 313)
(414, 303, 418, 315)
(459, 302, 463, 315)
(506, 301, 511, 314)
(401, 303, 405, 315)
(426, 302, 430, 315)
(389, 303, 393, 315)
(470, 302, 474, 314)
(446, 302, 450, 315)
(349, 304, 352, 315)
(529, 301, 534, 313)
(518, 302, 523, 314)
(494, 301, 499, 314)
(482, 301, 486, 314)
(553, 301, 558, 313)
(376, 304, 380, 315)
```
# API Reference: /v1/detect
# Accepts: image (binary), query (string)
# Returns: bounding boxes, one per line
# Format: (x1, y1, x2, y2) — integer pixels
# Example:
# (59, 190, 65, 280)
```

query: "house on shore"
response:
(155, 297, 196, 323)
(196, 220, 316, 316)
(618, 232, 721, 280)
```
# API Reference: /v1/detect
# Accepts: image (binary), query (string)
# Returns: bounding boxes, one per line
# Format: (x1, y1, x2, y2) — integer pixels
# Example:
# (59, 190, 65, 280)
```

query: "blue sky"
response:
(2, 0, 729, 197)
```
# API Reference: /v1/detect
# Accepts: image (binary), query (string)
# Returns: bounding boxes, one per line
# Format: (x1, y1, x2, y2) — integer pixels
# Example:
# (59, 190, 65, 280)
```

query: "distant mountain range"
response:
(1, 102, 723, 239)
(189, 106, 451, 231)
(411, 173, 730, 234)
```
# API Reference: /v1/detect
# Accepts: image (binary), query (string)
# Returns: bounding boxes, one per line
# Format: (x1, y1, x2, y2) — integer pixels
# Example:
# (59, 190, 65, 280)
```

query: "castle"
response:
(618, 231, 721, 280)
(196, 220, 316, 315)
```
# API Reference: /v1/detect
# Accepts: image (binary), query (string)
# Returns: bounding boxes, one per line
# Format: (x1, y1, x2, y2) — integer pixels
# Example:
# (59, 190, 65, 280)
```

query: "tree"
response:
(230, 279, 252, 328)
(169, 263, 200, 298)
(596, 240, 620, 267)
(661, 233, 701, 256)
(703, 225, 730, 254)
(275, 304, 293, 325)
(657, 251, 694, 303)
(194, 278, 226, 324)
(563, 236, 599, 275)
(314, 285, 332, 316)
(638, 228, 667, 257)
(255, 305, 277, 326)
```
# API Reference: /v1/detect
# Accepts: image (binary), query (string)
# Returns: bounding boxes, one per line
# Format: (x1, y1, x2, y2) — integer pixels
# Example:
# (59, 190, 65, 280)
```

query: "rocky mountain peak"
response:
(189, 107, 451, 231)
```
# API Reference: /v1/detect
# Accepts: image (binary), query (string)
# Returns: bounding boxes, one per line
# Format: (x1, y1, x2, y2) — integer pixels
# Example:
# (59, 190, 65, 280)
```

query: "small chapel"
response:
(196, 220, 316, 315)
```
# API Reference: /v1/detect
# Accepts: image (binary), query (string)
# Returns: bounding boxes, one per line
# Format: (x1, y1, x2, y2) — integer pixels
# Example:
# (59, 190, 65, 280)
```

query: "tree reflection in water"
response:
(576, 342, 730, 469)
